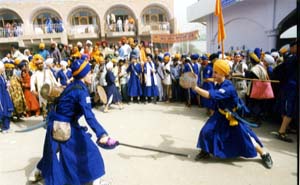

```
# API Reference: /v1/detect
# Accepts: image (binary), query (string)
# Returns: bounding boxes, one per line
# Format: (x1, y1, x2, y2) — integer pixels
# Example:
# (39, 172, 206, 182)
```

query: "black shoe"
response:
(261, 153, 273, 169)
(271, 131, 293, 143)
(195, 150, 210, 161)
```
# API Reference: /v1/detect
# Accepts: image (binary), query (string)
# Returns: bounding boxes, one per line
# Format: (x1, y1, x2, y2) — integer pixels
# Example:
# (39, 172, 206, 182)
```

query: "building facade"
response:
(187, 0, 296, 53)
(0, 0, 175, 54)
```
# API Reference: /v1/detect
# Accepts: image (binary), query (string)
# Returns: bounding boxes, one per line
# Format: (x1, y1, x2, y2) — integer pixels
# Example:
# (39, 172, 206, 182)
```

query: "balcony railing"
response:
(33, 24, 64, 35)
(68, 24, 99, 35)
(105, 23, 136, 37)
(0, 25, 23, 38)
(105, 23, 136, 33)
(140, 22, 170, 34)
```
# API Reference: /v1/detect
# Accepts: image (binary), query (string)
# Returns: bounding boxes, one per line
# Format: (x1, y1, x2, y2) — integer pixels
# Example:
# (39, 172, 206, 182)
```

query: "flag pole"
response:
(222, 40, 224, 59)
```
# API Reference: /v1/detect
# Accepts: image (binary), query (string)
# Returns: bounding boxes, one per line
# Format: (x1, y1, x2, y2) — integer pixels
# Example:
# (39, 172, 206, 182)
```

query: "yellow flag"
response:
(215, 0, 226, 44)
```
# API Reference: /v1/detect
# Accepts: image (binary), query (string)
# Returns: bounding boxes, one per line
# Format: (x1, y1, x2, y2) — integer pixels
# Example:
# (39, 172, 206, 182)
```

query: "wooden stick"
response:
(221, 40, 224, 59)
(231, 76, 280, 83)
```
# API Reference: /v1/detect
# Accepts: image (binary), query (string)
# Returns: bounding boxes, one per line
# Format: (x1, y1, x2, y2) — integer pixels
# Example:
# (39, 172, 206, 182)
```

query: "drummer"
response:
(30, 55, 59, 119)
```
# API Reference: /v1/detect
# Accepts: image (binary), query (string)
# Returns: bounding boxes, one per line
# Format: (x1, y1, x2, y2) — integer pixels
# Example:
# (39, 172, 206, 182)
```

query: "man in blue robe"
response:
(0, 61, 14, 133)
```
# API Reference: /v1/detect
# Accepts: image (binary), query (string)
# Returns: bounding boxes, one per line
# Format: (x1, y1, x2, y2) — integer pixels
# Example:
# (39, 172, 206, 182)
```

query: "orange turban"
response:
(213, 59, 230, 76)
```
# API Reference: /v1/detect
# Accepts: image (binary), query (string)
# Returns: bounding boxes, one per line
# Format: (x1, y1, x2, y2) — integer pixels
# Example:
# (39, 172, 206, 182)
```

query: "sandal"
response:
(98, 137, 119, 149)
(271, 131, 293, 143)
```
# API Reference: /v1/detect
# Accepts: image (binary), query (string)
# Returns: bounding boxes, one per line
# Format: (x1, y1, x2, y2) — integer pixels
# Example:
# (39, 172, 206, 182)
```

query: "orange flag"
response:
(215, 0, 226, 44)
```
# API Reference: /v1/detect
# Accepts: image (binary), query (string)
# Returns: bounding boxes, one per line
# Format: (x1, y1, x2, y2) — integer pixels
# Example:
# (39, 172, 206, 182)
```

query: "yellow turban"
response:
(213, 59, 230, 76)
(94, 56, 104, 64)
(33, 54, 44, 64)
(164, 55, 170, 62)
(249, 52, 260, 63)
(39, 42, 45, 49)
(111, 58, 117, 63)
(14, 58, 21, 65)
(279, 44, 290, 55)
(174, 53, 181, 59)
(4, 62, 15, 69)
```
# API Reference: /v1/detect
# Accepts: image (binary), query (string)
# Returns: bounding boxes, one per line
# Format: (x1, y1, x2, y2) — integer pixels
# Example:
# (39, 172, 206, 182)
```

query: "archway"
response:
(105, 5, 136, 32)
(276, 9, 297, 48)
(0, 9, 23, 37)
(31, 8, 63, 34)
(68, 6, 100, 35)
(140, 4, 171, 34)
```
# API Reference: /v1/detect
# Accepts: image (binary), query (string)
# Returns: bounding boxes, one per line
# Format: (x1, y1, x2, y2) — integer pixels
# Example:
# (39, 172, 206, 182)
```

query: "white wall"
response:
(205, 0, 296, 53)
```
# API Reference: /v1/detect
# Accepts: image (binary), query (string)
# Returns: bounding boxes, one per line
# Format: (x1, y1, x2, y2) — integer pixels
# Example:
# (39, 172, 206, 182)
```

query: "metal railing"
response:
(33, 24, 64, 34)
(140, 22, 170, 33)
(105, 23, 136, 33)
(68, 24, 99, 35)
(0, 25, 23, 38)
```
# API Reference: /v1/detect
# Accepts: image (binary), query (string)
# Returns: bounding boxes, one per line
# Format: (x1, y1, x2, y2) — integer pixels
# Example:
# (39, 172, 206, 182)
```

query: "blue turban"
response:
(254, 48, 261, 59)
(201, 55, 208, 60)
(190, 53, 200, 60)
(71, 59, 91, 79)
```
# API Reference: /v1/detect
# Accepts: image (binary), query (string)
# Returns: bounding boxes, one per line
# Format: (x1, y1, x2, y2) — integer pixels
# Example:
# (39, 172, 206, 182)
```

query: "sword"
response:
(119, 142, 190, 158)
(15, 121, 47, 133)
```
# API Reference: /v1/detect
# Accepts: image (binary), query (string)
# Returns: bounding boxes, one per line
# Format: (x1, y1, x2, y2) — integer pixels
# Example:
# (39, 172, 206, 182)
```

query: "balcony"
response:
(67, 25, 99, 40)
(105, 23, 136, 38)
(140, 22, 170, 35)
(0, 24, 23, 44)
(20, 24, 66, 46)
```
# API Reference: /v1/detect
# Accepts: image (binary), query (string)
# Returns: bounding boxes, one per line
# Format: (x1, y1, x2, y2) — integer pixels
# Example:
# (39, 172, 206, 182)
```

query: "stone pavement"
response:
(0, 103, 298, 185)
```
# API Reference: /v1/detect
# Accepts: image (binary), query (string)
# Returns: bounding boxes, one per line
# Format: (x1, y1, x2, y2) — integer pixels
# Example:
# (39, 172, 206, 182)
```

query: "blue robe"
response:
(37, 80, 107, 185)
(127, 63, 143, 97)
(45, 18, 53, 33)
(0, 75, 14, 130)
(57, 69, 72, 86)
(277, 54, 297, 118)
(54, 19, 64, 33)
(143, 62, 159, 97)
(201, 64, 215, 109)
(197, 79, 263, 158)
(105, 70, 122, 103)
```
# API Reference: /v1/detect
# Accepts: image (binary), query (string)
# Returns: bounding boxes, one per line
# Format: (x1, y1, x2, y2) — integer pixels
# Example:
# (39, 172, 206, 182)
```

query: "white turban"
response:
(45, 58, 54, 66)
(106, 61, 113, 70)
(264, 54, 275, 65)
(77, 42, 82, 47)
(60, 60, 68, 67)
(271, 52, 279, 58)
(86, 40, 92, 46)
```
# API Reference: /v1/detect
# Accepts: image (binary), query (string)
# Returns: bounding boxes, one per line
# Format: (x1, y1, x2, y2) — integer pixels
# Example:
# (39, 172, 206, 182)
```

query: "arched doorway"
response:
(68, 7, 100, 35)
(105, 5, 136, 33)
(32, 9, 63, 34)
(276, 9, 297, 48)
(0, 9, 23, 37)
(141, 5, 171, 34)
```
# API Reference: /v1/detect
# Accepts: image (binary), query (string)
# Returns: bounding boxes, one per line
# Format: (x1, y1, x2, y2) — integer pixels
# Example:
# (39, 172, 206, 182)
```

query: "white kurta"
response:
(162, 62, 172, 85)
(30, 69, 59, 106)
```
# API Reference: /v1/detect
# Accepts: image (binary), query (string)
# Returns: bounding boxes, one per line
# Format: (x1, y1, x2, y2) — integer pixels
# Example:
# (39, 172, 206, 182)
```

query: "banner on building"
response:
(151, 30, 199, 44)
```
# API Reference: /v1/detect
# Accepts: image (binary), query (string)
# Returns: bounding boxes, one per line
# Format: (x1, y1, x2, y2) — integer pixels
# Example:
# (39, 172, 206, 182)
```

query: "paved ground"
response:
(0, 102, 298, 185)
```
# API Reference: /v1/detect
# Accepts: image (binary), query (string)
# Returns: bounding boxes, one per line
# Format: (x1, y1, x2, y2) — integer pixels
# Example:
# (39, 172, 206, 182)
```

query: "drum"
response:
(179, 72, 198, 89)
(40, 83, 64, 102)
(97, 85, 107, 104)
